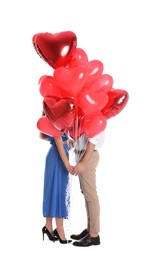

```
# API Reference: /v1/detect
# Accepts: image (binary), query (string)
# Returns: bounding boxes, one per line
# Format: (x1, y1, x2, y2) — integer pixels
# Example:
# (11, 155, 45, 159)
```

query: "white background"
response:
(0, 0, 153, 259)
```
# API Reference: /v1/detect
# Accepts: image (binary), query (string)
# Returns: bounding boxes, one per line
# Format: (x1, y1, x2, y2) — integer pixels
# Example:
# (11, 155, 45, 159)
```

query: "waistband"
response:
(74, 149, 97, 153)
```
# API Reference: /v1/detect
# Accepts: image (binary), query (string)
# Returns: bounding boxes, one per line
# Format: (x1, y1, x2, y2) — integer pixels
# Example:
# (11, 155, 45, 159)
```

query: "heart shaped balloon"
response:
(85, 60, 104, 86)
(78, 88, 108, 115)
(70, 59, 104, 86)
(89, 74, 113, 93)
(43, 96, 76, 132)
(82, 113, 107, 138)
(39, 75, 61, 97)
(102, 89, 129, 119)
(68, 48, 88, 68)
(54, 66, 89, 98)
(32, 31, 77, 68)
(53, 110, 75, 132)
(37, 116, 61, 137)
(43, 96, 60, 121)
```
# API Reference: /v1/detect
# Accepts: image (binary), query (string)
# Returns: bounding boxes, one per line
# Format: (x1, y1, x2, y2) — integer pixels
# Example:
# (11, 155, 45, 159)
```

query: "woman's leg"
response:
(55, 217, 66, 239)
(45, 217, 53, 234)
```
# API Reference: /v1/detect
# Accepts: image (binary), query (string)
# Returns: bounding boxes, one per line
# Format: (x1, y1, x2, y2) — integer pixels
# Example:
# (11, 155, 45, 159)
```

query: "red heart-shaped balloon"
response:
(69, 59, 104, 86)
(89, 74, 113, 93)
(53, 110, 75, 132)
(82, 112, 107, 138)
(85, 60, 104, 86)
(32, 31, 77, 68)
(43, 96, 60, 121)
(43, 97, 76, 132)
(102, 89, 129, 119)
(78, 88, 108, 115)
(37, 116, 61, 137)
(54, 66, 89, 98)
(68, 48, 88, 68)
(39, 75, 61, 97)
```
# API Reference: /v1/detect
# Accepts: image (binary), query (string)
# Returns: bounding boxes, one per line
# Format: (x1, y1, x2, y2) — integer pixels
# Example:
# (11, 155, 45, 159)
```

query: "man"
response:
(71, 131, 105, 247)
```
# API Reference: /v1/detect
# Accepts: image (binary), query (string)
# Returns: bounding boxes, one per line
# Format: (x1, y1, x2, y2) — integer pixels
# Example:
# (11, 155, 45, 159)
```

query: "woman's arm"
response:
(54, 137, 74, 173)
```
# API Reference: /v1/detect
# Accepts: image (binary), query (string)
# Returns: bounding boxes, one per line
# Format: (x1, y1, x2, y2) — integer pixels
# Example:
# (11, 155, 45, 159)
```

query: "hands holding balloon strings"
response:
(32, 31, 129, 141)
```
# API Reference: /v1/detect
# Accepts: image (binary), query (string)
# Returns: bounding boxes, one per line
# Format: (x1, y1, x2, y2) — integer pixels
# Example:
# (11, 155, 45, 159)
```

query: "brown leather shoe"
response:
(73, 234, 100, 247)
(70, 229, 89, 240)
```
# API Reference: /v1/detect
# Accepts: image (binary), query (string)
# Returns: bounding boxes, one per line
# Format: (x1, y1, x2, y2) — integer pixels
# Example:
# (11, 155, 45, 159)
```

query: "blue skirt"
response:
(43, 136, 70, 218)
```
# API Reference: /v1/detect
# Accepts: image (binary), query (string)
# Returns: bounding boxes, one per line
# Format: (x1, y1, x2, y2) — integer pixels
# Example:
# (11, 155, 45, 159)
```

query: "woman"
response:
(40, 131, 74, 244)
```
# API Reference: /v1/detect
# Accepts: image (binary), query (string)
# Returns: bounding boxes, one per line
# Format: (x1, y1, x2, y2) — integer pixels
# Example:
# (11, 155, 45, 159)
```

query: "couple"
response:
(40, 128, 105, 247)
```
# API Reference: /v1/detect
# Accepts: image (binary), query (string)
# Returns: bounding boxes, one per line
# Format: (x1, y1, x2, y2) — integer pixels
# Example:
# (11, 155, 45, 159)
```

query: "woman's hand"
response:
(66, 164, 75, 174)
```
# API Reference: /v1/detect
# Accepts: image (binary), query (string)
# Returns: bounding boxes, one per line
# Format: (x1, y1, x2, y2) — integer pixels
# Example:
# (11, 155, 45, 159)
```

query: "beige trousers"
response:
(79, 151, 100, 233)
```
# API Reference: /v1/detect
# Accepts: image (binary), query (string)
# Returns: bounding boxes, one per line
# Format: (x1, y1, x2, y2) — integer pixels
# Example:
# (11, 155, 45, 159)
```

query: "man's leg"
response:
(79, 151, 100, 236)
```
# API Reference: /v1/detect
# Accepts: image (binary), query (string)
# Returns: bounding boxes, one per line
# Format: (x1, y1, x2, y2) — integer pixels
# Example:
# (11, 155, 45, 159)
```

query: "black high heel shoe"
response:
(42, 226, 58, 242)
(53, 229, 72, 244)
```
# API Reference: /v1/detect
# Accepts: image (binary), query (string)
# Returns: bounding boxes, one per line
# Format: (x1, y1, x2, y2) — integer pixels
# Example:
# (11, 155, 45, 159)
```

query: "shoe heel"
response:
(42, 226, 57, 242)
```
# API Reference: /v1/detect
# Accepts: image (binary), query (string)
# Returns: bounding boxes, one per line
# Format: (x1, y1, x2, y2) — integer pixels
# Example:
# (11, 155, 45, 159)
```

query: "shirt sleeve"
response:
(88, 131, 105, 149)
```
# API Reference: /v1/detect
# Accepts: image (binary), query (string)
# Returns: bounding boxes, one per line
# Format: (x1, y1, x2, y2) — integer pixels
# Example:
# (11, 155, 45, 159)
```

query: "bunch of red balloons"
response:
(32, 31, 129, 139)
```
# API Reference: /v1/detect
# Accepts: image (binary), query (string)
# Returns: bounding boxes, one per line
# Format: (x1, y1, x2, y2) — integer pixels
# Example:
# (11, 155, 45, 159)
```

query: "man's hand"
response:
(72, 161, 86, 176)
(72, 141, 95, 176)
